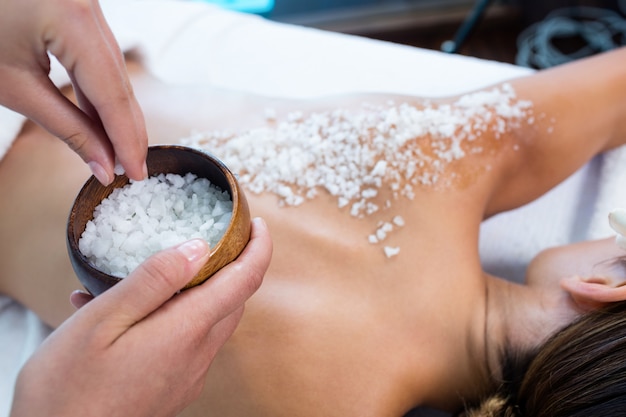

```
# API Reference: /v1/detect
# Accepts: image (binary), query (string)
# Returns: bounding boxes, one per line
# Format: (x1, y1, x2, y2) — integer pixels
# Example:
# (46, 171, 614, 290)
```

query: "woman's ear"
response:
(561, 275, 626, 310)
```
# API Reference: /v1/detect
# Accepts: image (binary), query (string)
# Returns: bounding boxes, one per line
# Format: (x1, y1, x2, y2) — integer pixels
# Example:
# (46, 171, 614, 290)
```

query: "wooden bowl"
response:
(67, 145, 251, 296)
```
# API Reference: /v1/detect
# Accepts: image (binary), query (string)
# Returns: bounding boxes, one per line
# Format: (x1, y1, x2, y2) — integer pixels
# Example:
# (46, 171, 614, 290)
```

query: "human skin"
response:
(0, 0, 147, 184)
(0, 1, 276, 413)
(1, 48, 626, 416)
(10, 226, 272, 417)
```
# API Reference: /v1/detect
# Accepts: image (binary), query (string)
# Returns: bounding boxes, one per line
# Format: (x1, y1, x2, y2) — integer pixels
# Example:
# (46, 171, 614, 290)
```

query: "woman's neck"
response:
(483, 275, 579, 390)
(413, 274, 498, 413)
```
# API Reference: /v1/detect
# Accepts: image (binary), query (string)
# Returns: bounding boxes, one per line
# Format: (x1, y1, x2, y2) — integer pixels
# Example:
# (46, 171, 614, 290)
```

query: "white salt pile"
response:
(183, 85, 534, 257)
(79, 173, 232, 277)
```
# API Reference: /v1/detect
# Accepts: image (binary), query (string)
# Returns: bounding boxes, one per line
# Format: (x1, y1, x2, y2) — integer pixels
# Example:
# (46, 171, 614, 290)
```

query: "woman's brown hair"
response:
(465, 300, 626, 416)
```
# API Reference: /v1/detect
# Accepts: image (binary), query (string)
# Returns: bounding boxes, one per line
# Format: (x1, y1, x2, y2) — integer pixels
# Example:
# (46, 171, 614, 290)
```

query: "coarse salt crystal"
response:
(79, 173, 232, 277)
(392, 216, 405, 227)
(384, 246, 401, 258)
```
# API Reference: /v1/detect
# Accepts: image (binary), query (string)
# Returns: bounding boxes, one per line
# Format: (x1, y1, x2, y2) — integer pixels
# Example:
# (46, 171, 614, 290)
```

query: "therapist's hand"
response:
(0, 0, 147, 185)
(10, 218, 272, 417)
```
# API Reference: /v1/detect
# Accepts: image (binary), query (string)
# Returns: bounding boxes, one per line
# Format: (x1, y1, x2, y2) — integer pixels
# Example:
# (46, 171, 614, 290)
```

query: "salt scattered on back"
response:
(183, 85, 534, 257)
(79, 173, 232, 277)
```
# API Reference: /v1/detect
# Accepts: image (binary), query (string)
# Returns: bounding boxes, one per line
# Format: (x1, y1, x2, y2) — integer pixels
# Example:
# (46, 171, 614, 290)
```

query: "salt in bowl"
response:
(67, 145, 251, 296)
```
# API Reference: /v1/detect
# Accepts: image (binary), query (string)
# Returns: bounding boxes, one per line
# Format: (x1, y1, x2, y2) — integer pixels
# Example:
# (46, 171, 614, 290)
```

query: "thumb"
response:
(87, 239, 210, 331)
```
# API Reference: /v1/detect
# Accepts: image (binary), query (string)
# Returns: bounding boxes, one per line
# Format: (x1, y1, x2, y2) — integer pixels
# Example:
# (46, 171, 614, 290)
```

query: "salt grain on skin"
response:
(79, 173, 233, 277)
(384, 246, 401, 258)
(183, 85, 533, 257)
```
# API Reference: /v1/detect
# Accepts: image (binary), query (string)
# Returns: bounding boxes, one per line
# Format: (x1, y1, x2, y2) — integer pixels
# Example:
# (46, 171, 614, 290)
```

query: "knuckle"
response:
(64, 131, 88, 153)
(135, 250, 187, 294)
(62, 0, 94, 18)
(228, 259, 265, 298)
(100, 85, 136, 112)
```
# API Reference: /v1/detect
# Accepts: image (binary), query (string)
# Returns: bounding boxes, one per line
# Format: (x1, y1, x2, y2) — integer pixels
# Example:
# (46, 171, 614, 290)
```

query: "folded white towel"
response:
(588, 146, 626, 239)
(0, 107, 23, 159)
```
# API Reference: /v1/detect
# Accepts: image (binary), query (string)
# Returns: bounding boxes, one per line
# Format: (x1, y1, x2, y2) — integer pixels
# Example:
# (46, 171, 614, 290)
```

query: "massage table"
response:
(1, 1, 624, 415)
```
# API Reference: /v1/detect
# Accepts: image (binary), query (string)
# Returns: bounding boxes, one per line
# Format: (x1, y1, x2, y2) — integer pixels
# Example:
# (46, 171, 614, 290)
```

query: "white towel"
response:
(588, 146, 626, 239)
(103, 0, 532, 99)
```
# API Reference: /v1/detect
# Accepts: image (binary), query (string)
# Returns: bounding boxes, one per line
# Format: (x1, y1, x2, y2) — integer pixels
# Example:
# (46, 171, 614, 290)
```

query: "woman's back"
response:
(171, 48, 626, 414)
(182, 169, 490, 416)
(173, 89, 527, 416)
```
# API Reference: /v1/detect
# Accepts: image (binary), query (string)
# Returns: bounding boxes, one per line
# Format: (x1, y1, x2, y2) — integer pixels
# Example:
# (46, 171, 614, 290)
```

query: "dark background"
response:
(267, 0, 626, 66)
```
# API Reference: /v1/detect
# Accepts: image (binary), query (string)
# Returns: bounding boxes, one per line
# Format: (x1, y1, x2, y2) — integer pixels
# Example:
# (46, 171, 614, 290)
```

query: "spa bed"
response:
(1, 1, 624, 416)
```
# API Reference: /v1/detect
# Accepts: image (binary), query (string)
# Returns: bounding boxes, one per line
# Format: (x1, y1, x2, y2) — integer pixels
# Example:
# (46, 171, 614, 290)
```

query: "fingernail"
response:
(88, 161, 111, 186)
(176, 239, 209, 262)
(252, 217, 267, 228)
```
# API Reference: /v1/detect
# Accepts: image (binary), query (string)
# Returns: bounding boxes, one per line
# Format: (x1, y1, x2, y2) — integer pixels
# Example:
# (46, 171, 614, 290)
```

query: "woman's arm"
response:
(484, 47, 626, 216)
